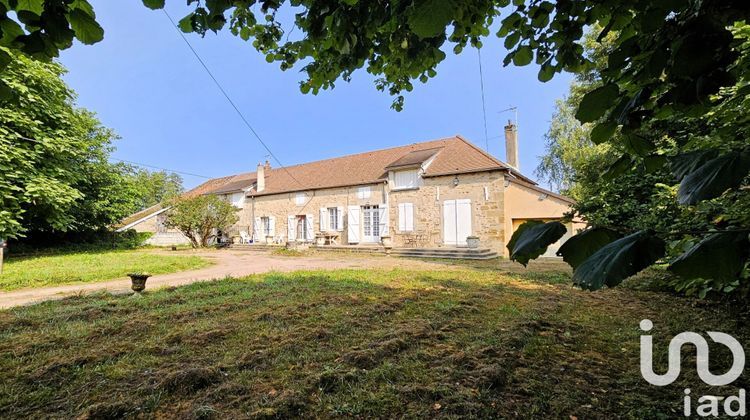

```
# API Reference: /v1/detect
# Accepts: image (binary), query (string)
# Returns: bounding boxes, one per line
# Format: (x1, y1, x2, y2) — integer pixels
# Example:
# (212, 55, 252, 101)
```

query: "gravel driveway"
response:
(0, 249, 448, 309)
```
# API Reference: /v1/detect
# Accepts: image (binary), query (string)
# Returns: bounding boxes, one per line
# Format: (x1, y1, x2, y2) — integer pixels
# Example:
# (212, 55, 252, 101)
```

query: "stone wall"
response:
(387, 171, 506, 252)
(246, 183, 387, 245)
(242, 171, 508, 253)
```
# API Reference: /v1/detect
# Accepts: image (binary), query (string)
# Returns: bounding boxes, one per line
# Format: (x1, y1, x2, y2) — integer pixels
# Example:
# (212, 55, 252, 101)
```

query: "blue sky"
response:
(58, 2, 573, 190)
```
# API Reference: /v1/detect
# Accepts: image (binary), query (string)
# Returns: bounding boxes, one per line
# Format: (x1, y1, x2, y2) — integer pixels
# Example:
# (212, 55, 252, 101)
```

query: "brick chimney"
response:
(256, 162, 265, 192)
(504, 120, 519, 170)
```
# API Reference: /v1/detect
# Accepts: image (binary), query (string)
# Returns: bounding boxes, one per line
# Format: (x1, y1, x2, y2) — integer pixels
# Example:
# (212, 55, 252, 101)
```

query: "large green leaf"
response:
(68, 9, 104, 45)
(590, 121, 617, 144)
(508, 221, 567, 266)
(677, 150, 750, 205)
(572, 230, 665, 290)
(0, 47, 11, 71)
(669, 150, 718, 181)
(669, 232, 750, 282)
(142, 0, 165, 10)
(407, 0, 457, 39)
(512, 46, 533, 66)
(575, 83, 619, 123)
(15, 0, 44, 16)
(557, 227, 621, 270)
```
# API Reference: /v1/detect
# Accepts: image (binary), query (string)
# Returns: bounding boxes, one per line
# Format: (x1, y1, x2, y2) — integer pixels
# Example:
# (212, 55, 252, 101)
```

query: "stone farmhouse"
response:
(118, 125, 576, 257)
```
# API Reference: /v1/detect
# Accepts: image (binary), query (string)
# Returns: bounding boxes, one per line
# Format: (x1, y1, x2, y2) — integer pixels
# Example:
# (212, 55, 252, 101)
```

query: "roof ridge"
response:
(454, 134, 508, 168)
(264, 136, 459, 174)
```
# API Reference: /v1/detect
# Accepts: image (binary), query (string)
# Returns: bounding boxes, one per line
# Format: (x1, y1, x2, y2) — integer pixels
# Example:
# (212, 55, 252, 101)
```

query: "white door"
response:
(347, 205, 360, 243)
(362, 205, 381, 243)
(443, 199, 471, 246)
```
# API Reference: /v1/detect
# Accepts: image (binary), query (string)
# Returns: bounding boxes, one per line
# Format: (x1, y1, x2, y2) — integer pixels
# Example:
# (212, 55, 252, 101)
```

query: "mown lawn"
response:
(0, 266, 746, 418)
(0, 250, 210, 291)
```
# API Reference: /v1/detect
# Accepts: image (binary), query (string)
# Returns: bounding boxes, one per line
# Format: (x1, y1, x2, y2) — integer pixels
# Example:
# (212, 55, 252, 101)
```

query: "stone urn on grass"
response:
(127, 272, 152, 295)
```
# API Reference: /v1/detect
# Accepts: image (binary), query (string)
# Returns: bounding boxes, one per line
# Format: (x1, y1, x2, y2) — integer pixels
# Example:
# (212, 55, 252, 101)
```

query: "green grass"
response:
(0, 266, 746, 418)
(0, 250, 210, 291)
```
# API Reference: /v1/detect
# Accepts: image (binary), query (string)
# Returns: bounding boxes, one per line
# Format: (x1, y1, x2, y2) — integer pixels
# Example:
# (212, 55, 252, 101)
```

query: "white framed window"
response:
(394, 169, 419, 189)
(261, 216, 271, 236)
(357, 186, 371, 199)
(328, 207, 339, 231)
(295, 192, 306, 205)
(398, 202, 414, 232)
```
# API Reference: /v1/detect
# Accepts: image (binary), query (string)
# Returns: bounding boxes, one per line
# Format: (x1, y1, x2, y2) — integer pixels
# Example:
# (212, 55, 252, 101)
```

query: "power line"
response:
(112, 158, 213, 179)
(162, 9, 305, 190)
(477, 47, 490, 152)
(10, 134, 213, 179)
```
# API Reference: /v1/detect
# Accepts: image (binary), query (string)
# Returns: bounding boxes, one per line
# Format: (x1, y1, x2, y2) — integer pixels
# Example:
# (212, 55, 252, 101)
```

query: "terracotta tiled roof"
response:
(119, 135, 540, 226)
(251, 135, 531, 196)
(116, 203, 163, 228)
(184, 172, 256, 197)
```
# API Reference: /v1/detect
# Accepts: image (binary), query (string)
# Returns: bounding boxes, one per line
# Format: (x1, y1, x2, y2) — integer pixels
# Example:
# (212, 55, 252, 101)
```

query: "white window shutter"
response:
(253, 217, 261, 241)
(398, 203, 405, 232)
(337, 207, 344, 231)
(347, 205, 360, 243)
(269, 216, 276, 237)
(287, 215, 296, 241)
(379, 206, 389, 237)
(306, 214, 314, 241)
(319, 208, 327, 231)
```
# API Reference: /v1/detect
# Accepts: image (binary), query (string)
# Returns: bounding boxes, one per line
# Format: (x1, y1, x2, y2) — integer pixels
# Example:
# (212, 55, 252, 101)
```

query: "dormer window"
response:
(393, 169, 419, 189)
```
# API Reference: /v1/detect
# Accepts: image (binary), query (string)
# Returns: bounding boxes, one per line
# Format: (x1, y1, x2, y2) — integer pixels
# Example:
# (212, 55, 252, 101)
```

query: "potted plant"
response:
(466, 236, 480, 249)
(127, 272, 152, 294)
(381, 235, 392, 249)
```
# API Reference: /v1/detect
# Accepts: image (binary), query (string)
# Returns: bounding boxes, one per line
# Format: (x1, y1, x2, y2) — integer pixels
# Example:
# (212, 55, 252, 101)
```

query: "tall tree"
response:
(0, 49, 139, 239)
(129, 169, 183, 211)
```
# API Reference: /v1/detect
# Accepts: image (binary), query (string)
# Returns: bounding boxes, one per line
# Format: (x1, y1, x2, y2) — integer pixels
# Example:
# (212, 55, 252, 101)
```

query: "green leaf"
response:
(669, 150, 718, 181)
(512, 46, 533, 66)
(537, 63, 554, 82)
(0, 47, 11, 71)
(557, 227, 621, 270)
(68, 9, 104, 45)
(669, 232, 750, 282)
(572, 230, 665, 290)
(621, 134, 654, 156)
(0, 18, 25, 46)
(0, 79, 12, 101)
(178, 14, 195, 33)
(15, 0, 44, 16)
(508, 221, 567, 266)
(602, 155, 632, 180)
(677, 150, 750, 205)
(643, 155, 667, 173)
(590, 121, 617, 144)
(575, 83, 619, 123)
(407, 0, 457, 39)
(142, 0, 165, 10)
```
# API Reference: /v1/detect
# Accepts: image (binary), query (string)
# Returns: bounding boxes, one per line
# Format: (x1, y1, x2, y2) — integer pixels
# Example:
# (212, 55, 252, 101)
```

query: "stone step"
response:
(228, 244, 283, 251)
(310, 245, 386, 254)
(392, 250, 499, 260)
